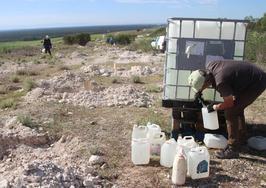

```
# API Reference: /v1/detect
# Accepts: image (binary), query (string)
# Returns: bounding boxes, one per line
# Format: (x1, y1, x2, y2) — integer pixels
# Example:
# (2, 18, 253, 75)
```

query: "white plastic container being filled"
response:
(131, 138, 150, 165)
(160, 138, 177, 168)
(132, 125, 148, 139)
(201, 107, 219, 130)
(248, 136, 266, 151)
(187, 146, 210, 179)
(204, 133, 228, 149)
(150, 132, 166, 156)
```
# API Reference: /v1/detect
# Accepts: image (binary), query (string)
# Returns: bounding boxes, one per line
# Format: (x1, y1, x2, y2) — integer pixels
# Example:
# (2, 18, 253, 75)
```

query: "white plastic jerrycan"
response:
(132, 124, 148, 139)
(131, 138, 150, 165)
(160, 138, 177, 168)
(177, 136, 198, 156)
(187, 146, 210, 179)
(172, 150, 187, 185)
(201, 107, 219, 130)
(150, 132, 166, 156)
(204, 133, 228, 149)
(147, 123, 161, 140)
(248, 136, 266, 151)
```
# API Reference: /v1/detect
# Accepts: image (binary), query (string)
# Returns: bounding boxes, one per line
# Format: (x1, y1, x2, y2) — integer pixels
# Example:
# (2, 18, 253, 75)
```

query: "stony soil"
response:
(0, 42, 265, 188)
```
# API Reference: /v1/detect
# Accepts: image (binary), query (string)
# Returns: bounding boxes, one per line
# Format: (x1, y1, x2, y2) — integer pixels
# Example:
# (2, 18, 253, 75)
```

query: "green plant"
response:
(17, 115, 38, 128)
(149, 27, 166, 38)
(245, 31, 266, 63)
(129, 38, 153, 52)
(0, 99, 16, 109)
(132, 75, 142, 84)
(111, 77, 120, 84)
(63, 33, 91, 46)
(16, 69, 28, 76)
(89, 146, 104, 156)
(10, 75, 20, 83)
(146, 84, 162, 93)
(23, 78, 35, 92)
(114, 34, 135, 45)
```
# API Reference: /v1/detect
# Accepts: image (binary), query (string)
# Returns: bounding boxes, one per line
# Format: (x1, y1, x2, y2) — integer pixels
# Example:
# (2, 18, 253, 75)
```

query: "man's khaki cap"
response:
(188, 70, 206, 92)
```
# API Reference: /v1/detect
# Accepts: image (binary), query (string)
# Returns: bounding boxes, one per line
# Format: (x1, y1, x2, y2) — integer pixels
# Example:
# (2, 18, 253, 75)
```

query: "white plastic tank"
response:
(201, 107, 219, 130)
(132, 124, 148, 139)
(221, 22, 235, 40)
(204, 133, 228, 149)
(248, 136, 266, 151)
(177, 136, 198, 156)
(195, 21, 220, 39)
(187, 146, 210, 179)
(172, 151, 187, 185)
(160, 138, 177, 168)
(168, 20, 180, 38)
(131, 138, 150, 165)
(150, 132, 166, 156)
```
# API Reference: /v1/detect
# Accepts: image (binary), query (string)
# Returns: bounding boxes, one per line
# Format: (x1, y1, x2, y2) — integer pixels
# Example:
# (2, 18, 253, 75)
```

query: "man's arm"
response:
(213, 95, 234, 110)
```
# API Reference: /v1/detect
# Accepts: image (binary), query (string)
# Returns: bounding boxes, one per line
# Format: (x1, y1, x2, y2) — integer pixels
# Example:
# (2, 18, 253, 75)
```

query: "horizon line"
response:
(0, 23, 165, 32)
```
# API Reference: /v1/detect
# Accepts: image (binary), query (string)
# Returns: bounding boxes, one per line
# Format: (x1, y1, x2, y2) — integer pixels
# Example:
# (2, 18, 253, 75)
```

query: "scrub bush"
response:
(245, 31, 266, 63)
(63, 33, 91, 46)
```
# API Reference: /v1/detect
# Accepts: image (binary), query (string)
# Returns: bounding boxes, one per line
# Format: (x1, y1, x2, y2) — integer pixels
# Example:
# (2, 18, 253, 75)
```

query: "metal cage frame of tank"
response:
(162, 17, 249, 108)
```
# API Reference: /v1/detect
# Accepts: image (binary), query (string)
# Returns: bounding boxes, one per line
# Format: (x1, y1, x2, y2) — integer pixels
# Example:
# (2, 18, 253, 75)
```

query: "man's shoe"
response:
(215, 146, 239, 159)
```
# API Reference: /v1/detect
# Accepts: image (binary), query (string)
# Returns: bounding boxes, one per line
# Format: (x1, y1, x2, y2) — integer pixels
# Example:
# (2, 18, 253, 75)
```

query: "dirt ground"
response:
(0, 41, 265, 188)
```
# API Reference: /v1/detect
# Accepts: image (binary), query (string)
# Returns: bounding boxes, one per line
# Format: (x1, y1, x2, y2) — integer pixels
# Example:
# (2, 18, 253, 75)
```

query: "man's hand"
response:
(195, 92, 206, 106)
(207, 104, 215, 113)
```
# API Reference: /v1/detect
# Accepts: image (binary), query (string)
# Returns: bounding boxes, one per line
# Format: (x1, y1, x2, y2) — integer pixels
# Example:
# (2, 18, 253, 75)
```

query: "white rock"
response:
(83, 179, 93, 187)
(0, 179, 9, 188)
(5, 117, 18, 127)
(89, 155, 104, 165)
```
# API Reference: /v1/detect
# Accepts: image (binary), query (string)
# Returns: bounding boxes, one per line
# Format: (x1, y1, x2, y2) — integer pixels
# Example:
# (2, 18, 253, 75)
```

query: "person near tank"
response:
(188, 59, 266, 159)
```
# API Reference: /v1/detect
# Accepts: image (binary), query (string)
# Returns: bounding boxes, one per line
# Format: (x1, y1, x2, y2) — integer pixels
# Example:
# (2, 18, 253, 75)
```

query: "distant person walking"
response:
(42, 35, 52, 56)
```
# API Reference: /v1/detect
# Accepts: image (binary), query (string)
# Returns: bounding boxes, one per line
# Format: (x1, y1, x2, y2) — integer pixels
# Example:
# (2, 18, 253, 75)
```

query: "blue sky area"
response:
(0, 0, 265, 30)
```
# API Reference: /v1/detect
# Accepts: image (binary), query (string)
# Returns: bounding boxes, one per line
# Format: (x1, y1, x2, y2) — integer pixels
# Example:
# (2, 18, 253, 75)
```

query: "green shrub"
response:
(10, 75, 20, 83)
(245, 31, 266, 63)
(132, 75, 142, 84)
(63, 33, 91, 46)
(150, 27, 166, 38)
(0, 99, 16, 109)
(17, 115, 37, 129)
(129, 38, 153, 52)
(115, 34, 132, 45)
(23, 78, 35, 92)
(16, 69, 28, 76)
(111, 77, 120, 84)
(77, 33, 91, 46)
(0, 47, 12, 54)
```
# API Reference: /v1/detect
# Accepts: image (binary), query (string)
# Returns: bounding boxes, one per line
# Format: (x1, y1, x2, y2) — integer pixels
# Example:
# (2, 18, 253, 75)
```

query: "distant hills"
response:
(0, 24, 159, 42)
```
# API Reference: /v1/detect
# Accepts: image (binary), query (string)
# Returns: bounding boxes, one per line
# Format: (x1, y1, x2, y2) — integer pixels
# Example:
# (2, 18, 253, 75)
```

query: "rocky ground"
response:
(0, 41, 265, 188)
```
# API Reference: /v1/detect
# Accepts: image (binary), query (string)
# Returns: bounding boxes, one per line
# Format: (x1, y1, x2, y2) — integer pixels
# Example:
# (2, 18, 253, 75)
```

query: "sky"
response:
(0, 0, 265, 30)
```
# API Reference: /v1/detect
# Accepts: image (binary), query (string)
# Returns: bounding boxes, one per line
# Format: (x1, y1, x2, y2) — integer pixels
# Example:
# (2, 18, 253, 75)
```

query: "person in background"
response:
(43, 35, 52, 56)
(188, 60, 266, 159)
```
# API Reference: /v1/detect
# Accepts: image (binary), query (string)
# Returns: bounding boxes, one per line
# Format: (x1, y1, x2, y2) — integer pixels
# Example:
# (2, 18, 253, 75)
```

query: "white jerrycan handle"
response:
(183, 136, 195, 141)
(134, 125, 148, 131)
(139, 125, 148, 131)
(150, 124, 160, 129)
